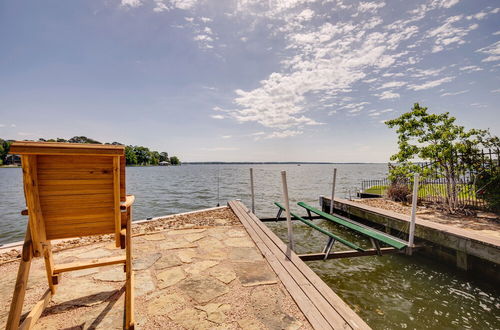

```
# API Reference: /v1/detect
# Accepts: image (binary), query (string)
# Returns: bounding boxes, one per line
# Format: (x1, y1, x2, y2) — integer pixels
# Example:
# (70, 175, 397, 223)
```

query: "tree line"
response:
(0, 136, 180, 166)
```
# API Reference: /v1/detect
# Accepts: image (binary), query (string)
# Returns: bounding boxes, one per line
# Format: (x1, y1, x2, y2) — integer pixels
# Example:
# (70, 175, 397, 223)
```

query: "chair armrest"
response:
(120, 195, 135, 210)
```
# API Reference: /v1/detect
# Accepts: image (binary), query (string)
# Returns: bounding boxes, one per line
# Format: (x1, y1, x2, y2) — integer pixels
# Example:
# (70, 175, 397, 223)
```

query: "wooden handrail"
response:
(120, 195, 135, 210)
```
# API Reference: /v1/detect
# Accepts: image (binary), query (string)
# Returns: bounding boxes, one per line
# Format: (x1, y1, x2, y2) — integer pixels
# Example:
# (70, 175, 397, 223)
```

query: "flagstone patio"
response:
(0, 207, 311, 329)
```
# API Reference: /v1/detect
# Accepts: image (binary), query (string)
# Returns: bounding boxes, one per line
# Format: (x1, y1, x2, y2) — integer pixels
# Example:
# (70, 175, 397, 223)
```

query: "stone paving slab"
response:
(0, 207, 312, 330)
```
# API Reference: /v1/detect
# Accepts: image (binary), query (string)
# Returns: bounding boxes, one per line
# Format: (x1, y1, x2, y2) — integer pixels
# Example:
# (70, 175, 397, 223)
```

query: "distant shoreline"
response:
(182, 162, 385, 165)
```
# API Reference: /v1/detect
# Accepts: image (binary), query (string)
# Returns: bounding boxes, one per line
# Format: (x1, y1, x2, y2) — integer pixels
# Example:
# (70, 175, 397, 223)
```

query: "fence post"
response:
(250, 168, 255, 214)
(407, 173, 419, 255)
(330, 168, 337, 214)
(281, 171, 295, 252)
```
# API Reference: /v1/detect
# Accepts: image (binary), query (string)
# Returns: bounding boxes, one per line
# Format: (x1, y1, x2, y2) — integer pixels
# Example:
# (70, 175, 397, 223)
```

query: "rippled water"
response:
(1, 164, 498, 329)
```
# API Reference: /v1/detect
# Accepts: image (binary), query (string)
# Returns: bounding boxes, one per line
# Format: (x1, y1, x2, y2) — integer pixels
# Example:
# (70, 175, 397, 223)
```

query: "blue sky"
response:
(0, 0, 499, 162)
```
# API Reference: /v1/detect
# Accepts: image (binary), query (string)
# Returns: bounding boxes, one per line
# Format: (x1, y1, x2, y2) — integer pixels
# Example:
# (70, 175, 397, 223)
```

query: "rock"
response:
(184, 232, 207, 242)
(185, 260, 219, 275)
(179, 275, 229, 303)
(135, 271, 155, 297)
(159, 240, 197, 250)
(237, 317, 265, 330)
(147, 292, 185, 316)
(250, 285, 300, 329)
(133, 252, 161, 270)
(155, 254, 183, 269)
(225, 229, 247, 238)
(197, 237, 225, 250)
(167, 228, 206, 235)
(195, 303, 231, 324)
(234, 262, 277, 287)
(52, 278, 116, 308)
(93, 268, 126, 282)
(157, 267, 186, 288)
(77, 248, 112, 259)
(69, 268, 99, 278)
(224, 237, 254, 248)
(198, 248, 228, 261)
(228, 248, 263, 262)
(169, 308, 213, 329)
(177, 249, 198, 263)
(209, 265, 236, 284)
(143, 233, 167, 241)
(78, 295, 125, 329)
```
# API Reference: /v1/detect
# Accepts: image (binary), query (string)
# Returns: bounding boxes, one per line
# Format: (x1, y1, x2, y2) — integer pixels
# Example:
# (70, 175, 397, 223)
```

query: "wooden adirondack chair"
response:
(5, 142, 135, 329)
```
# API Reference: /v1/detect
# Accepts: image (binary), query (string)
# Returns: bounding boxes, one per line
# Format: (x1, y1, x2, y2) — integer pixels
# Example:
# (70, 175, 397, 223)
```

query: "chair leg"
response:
(6, 228, 33, 330)
(125, 207, 134, 329)
(43, 242, 58, 294)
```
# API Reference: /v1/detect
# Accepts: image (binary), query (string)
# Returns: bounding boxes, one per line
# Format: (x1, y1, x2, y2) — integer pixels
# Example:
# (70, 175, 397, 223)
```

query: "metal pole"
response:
(408, 173, 419, 255)
(216, 167, 220, 207)
(281, 171, 295, 252)
(330, 168, 337, 214)
(250, 168, 255, 214)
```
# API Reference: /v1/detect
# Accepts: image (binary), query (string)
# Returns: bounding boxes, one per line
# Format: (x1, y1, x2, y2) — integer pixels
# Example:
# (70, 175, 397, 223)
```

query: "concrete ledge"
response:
(319, 196, 500, 282)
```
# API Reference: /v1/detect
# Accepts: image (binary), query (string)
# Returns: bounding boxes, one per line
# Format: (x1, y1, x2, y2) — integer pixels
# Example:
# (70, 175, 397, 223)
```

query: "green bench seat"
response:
(297, 202, 408, 250)
(274, 202, 364, 252)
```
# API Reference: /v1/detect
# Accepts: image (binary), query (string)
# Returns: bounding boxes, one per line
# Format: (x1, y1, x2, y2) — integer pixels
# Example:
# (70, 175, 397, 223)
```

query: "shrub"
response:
(476, 170, 500, 214)
(387, 183, 411, 203)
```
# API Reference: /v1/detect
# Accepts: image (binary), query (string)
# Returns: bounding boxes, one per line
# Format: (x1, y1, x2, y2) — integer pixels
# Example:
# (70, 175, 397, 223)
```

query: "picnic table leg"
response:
(6, 225, 33, 330)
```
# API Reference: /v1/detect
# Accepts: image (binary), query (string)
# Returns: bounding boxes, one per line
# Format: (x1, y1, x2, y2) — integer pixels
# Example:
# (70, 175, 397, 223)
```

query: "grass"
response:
(363, 183, 480, 200)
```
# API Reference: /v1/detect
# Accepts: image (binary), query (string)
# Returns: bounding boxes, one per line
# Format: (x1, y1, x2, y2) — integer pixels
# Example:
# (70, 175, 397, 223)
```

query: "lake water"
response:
(0, 164, 498, 329)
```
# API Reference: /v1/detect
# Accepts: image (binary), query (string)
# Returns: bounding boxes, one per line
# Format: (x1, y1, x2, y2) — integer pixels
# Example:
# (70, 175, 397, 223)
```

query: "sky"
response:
(0, 0, 499, 162)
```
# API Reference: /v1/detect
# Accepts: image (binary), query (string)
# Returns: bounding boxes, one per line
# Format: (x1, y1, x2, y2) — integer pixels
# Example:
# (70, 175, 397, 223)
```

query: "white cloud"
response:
(408, 76, 454, 91)
(427, 15, 479, 53)
(440, 0, 460, 9)
(121, 0, 142, 8)
(378, 91, 400, 99)
(380, 108, 394, 113)
(211, 114, 225, 119)
(221, 135, 232, 139)
(264, 130, 303, 139)
(358, 2, 386, 13)
(441, 89, 469, 96)
(379, 81, 406, 89)
(477, 41, 500, 62)
(491, 89, 500, 93)
(11, 124, 16, 127)
(0, 124, 5, 128)
(459, 65, 482, 72)
(368, 112, 381, 116)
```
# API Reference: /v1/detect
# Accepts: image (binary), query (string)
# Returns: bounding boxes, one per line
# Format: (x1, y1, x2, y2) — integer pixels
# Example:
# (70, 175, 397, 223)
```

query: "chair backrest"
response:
(10, 142, 126, 242)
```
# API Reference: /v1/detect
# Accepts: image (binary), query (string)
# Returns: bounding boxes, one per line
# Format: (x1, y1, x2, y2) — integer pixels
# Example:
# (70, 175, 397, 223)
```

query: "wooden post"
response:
(407, 173, 419, 255)
(250, 168, 255, 214)
(329, 168, 337, 214)
(281, 171, 295, 252)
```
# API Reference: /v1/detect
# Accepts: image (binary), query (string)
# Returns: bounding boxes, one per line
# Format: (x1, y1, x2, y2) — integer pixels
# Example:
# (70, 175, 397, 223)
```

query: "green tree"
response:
(386, 103, 496, 213)
(169, 156, 180, 165)
(159, 152, 169, 163)
(133, 146, 151, 165)
(125, 146, 138, 165)
(150, 151, 160, 165)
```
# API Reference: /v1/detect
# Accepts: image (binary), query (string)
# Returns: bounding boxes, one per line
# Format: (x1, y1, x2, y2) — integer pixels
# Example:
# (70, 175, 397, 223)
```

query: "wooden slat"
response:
(229, 201, 371, 330)
(10, 141, 124, 156)
(21, 155, 46, 256)
(37, 155, 112, 165)
(113, 156, 121, 247)
(229, 201, 333, 330)
(18, 289, 52, 330)
(53, 256, 126, 274)
(125, 206, 134, 328)
(43, 242, 57, 294)
(38, 179, 113, 186)
(120, 154, 126, 202)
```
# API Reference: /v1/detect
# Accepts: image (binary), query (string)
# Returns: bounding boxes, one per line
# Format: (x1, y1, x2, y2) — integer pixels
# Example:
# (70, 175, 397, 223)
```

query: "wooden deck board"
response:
(228, 200, 370, 330)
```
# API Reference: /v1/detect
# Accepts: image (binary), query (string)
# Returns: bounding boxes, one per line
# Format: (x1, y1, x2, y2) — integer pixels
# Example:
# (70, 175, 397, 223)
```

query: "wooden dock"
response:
(228, 200, 370, 330)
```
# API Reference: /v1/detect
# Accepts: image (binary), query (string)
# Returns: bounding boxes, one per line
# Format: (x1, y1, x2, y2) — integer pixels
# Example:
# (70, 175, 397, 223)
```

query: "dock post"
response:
(250, 168, 255, 214)
(329, 168, 337, 214)
(407, 173, 419, 255)
(281, 171, 295, 252)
